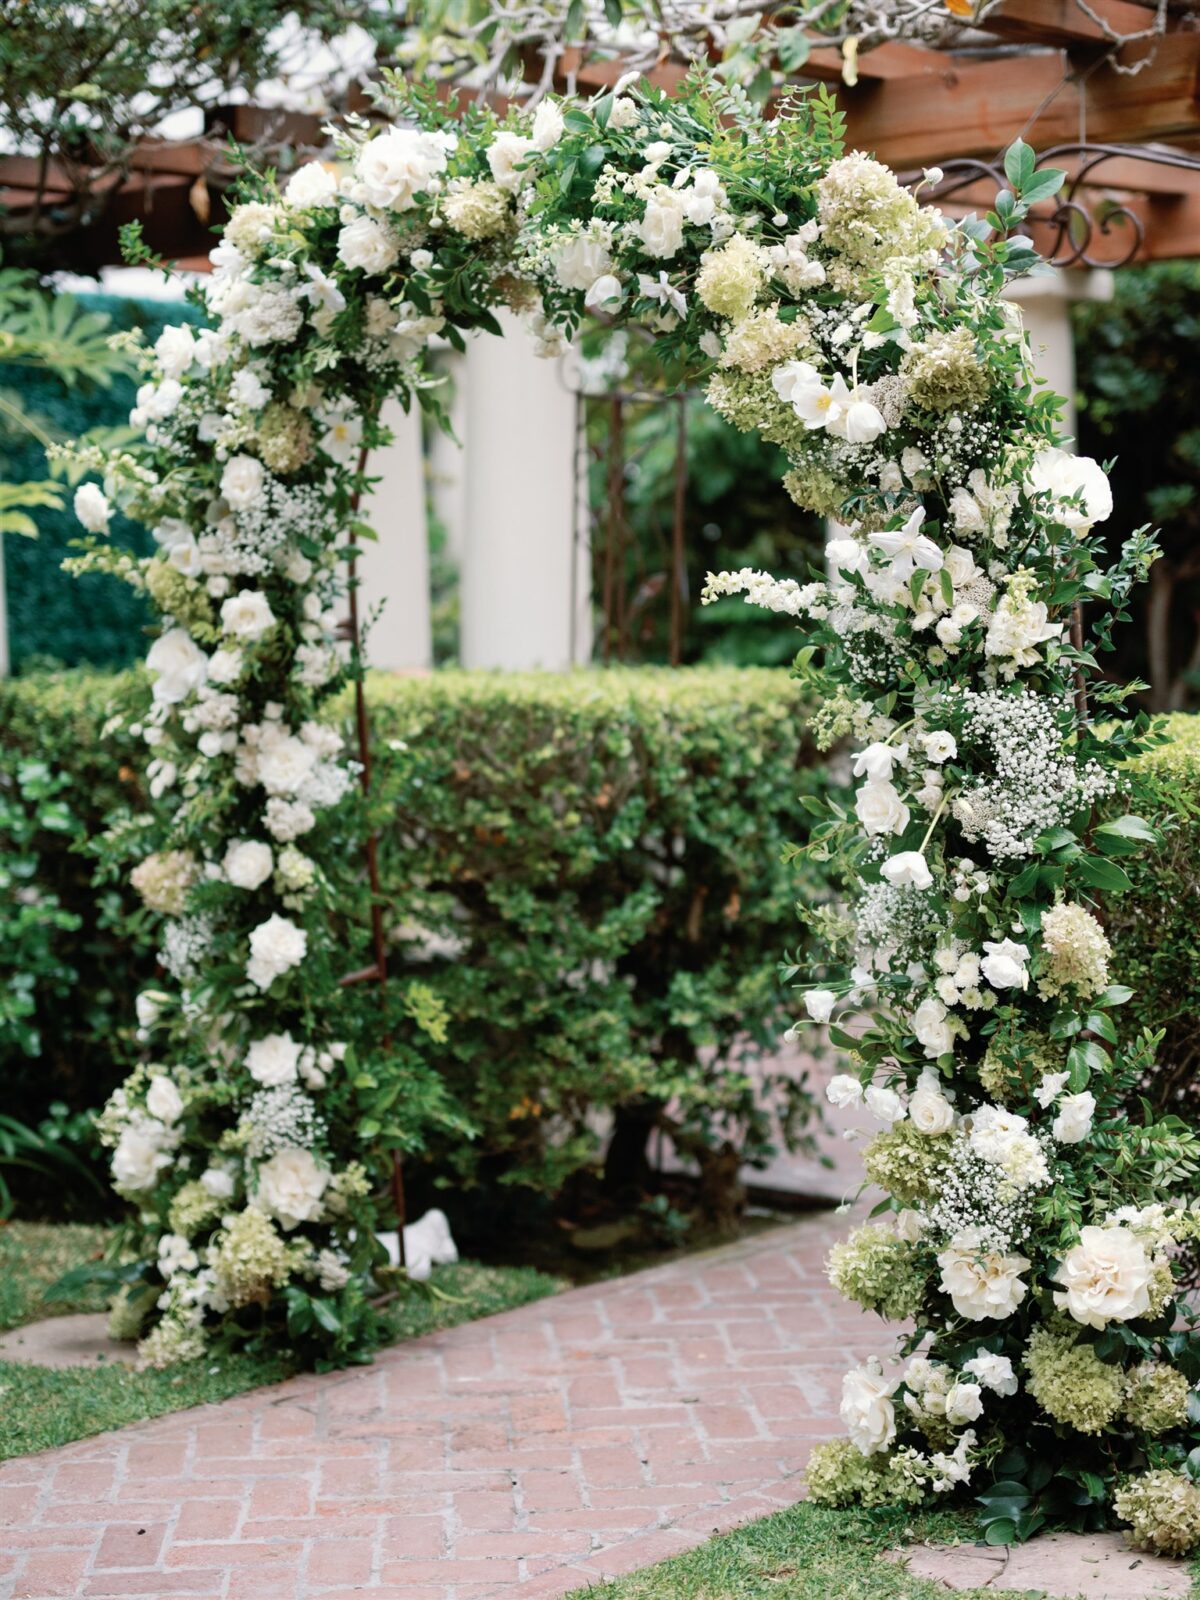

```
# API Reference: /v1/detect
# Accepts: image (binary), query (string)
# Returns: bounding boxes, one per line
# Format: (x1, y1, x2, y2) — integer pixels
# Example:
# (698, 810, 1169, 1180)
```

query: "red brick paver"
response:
(0, 1209, 887, 1600)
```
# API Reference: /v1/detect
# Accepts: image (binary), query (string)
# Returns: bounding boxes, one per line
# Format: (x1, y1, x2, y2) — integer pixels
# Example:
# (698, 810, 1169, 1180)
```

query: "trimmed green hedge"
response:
(1, 666, 826, 1226)
(1113, 712, 1200, 1117)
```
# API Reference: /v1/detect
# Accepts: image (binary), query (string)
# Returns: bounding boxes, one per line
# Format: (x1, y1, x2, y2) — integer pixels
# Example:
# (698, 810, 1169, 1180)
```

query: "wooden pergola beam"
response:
(981, 0, 1184, 49)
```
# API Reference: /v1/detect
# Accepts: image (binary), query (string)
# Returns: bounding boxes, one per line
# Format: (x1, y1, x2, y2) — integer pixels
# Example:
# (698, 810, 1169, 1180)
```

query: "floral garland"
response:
(72, 71, 1200, 1549)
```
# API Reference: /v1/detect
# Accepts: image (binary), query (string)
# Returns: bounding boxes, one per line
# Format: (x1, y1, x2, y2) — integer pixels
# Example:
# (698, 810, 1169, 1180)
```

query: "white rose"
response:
(921, 731, 957, 764)
(1052, 1090, 1096, 1145)
(865, 1085, 905, 1125)
(201, 1166, 236, 1199)
(639, 188, 687, 259)
(531, 99, 565, 151)
(584, 274, 625, 311)
(145, 1076, 183, 1124)
(146, 628, 208, 706)
(825, 535, 868, 577)
(895, 1209, 926, 1244)
(1054, 1223, 1153, 1328)
(911, 997, 955, 1060)
(944, 1381, 984, 1425)
(256, 733, 317, 797)
(980, 938, 1030, 991)
(154, 324, 196, 379)
(840, 1363, 898, 1456)
(1027, 448, 1112, 532)
(803, 989, 836, 1023)
(855, 779, 910, 838)
(1034, 1069, 1070, 1108)
(74, 482, 111, 533)
(355, 127, 450, 210)
(220, 591, 275, 641)
(851, 742, 908, 782)
(826, 1074, 864, 1109)
(112, 1126, 171, 1191)
(963, 1352, 1018, 1396)
(219, 454, 265, 512)
(881, 851, 933, 891)
(909, 1082, 955, 1136)
(208, 648, 244, 686)
(284, 162, 339, 208)
(246, 914, 308, 990)
(487, 131, 536, 192)
(938, 1232, 1030, 1320)
(135, 990, 168, 1031)
(246, 1032, 303, 1088)
(944, 545, 980, 588)
(337, 214, 399, 276)
(555, 231, 614, 291)
(224, 839, 274, 890)
(255, 1148, 329, 1230)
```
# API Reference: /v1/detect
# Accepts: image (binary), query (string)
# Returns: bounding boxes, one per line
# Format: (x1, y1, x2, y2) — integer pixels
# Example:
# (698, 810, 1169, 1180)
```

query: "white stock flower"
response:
(865, 1085, 905, 1125)
(145, 1076, 183, 1124)
(963, 1351, 1018, 1396)
(855, 780, 910, 838)
(337, 214, 399, 276)
(247, 1033, 303, 1088)
(74, 482, 111, 533)
(224, 840, 274, 890)
(980, 938, 1030, 990)
(944, 1381, 984, 1425)
(246, 914, 307, 989)
(881, 851, 933, 891)
(803, 989, 836, 1023)
(638, 188, 687, 258)
(255, 1148, 329, 1230)
(219, 455, 265, 512)
(826, 1074, 864, 1108)
(221, 591, 275, 641)
(1027, 448, 1113, 532)
(146, 628, 208, 705)
(840, 1362, 898, 1455)
(938, 1232, 1030, 1320)
(487, 131, 536, 192)
(1053, 1224, 1153, 1328)
(1053, 1090, 1097, 1145)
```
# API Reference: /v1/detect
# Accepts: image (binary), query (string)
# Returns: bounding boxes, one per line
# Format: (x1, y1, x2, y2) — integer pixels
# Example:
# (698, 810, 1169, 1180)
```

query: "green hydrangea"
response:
(903, 326, 992, 414)
(1123, 1362, 1191, 1435)
(168, 1180, 224, 1238)
(1115, 1470, 1200, 1556)
(210, 1206, 308, 1308)
(1024, 1323, 1124, 1434)
(705, 369, 818, 458)
(137, 1311, 206, 1370)
(256, 402, 314, 473)
(107, 1282, 159, 1343)
(816, 151, 944, 293)
(144, 559, 213, 632)
(782, 460, 847, 520)
(827, 1224, 927, 1321)
(978, 1031, 1062, 1103)
(863, 1124, 952, 1207)
(807, 1437, 924, 1509)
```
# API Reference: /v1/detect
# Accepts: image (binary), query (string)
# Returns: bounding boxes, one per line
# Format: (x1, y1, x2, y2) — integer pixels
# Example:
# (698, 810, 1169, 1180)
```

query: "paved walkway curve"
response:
(0, 1212, 887, 1600)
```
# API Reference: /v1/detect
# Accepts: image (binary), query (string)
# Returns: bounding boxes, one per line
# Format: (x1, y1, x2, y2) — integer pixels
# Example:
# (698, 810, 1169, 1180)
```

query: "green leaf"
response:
(984, 1518, 1017, 1545)
(775, 25, 811, 73)
(1021, 168, 1067, 206)
(1094, 984, 1135, 1007)
(1003, 139, 1036, 193)
(1093, 814, 1159, 854)
(1075, 855, 1133, 894)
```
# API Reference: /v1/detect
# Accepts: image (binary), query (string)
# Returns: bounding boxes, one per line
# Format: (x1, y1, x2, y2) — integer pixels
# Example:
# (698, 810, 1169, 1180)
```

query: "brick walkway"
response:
(0, 1205, 887, 1600)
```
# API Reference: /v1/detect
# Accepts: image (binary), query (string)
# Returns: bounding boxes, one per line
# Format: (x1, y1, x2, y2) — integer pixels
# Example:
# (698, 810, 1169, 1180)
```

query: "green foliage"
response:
(0, 1221, 115, 1331)
(1073, 264, 1200, 710)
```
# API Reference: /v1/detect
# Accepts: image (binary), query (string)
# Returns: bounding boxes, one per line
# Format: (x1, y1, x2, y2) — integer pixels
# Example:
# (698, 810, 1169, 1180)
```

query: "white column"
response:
(426, 347, 469, 566)
(356, 398, 432, 672)
(1004, 268, 1113, 438)
(461, 311, 588, 670)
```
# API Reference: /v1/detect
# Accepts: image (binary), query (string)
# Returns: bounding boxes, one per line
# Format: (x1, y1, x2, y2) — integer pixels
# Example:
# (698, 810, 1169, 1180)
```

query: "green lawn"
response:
(0, 1221, 560, 1460)
(572, 1501, 1200, 1600)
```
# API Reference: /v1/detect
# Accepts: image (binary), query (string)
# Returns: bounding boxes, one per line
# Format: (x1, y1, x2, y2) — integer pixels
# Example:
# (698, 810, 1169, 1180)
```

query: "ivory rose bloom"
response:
(554, 229, 614, 292)
(246, 914, 307, 989)
(337, 215, 399, 276)
(840, 1362, 898, 1455)
(112, 1125, 172, 1191)
(487, 131, 536, 192)
(224, 839, 274, 891)
(882, 851, 933, 891)
(145, 1076, 184, 1125)
(945, 1381, 984, 1425)
(146, 628, 208, 705)
(255, 1148, 329, 1230)
(865, 1085, 905, 1125)
(354, 127, 450, 209)
(938, 1231, 1030, 1320)
(639, 188, 687, 258)
(964, 1352, 1018, 1395)
(220, 591, 275, 641)
(855, 779, 910, 837)
(980, 938, 1030, 990)
(1053, 1090, 1096, 1145)
(247, 1032, 302, 1088)
(1053, 1224, 1153, 1329)
(909, 1080, 955, 1136)
(1027, 448, 1112, 532)
(74, 481, 111, 533)
(912, 996, 955, 1060)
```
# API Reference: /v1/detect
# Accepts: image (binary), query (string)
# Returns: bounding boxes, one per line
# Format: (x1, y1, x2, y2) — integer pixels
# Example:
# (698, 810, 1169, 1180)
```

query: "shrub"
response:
(1113, 712, 1200, 1118)
(1, 666, 827, 1228)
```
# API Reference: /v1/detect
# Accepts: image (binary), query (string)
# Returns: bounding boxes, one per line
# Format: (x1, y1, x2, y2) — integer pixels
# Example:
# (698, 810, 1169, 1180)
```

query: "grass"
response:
(570, 1501, 1200, 1600)
(0, 1223, 561, 1461)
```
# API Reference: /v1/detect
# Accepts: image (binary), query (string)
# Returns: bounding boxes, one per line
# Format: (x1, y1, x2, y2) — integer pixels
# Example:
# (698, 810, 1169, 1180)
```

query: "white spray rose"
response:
(865, 1085, 906, 1125)
(1053, 1224, 1153, 1328)
(154, 324, 196, 379)
(145, 1076, 184, 1125)
(74, 482, 111, 533)
(909, 1081, 955, 1136)
(246, 914, 307, 989)
(944, 1381, 984, 1425)
(963, 1352, 1018, 1396)
(337, 214, 399, 276)
(881, 851, 933, 891)
(855, 780, 910, 838)
(246, 1032, 303, 1088)
(1053, 1090, 1096, 1145)
(531, 99, 565, 151)
(980, 938, 1030, 991)
(112, 1126, 171, 1191)
(487, 131, 536, 192)
(840, 1362, 898, 1455)
(1027, 448, 1112, 532)
(219, 454, 265, 512)
(638, 188, 687, 258)
(224, 839, 274, 890)
(911, 996, 955, 1059)
(355, 127, 450, 209)
(826, 1074, 864, 1108)
(554, 230, 614, 291)
(220, 591, 275, 641)
(146, 628, 208, 705)
(255, 1148, 329, 1230)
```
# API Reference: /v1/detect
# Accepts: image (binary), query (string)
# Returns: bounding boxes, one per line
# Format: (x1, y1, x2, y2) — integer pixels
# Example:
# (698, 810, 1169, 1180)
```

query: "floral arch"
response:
(72, 72, 1200, 1551)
